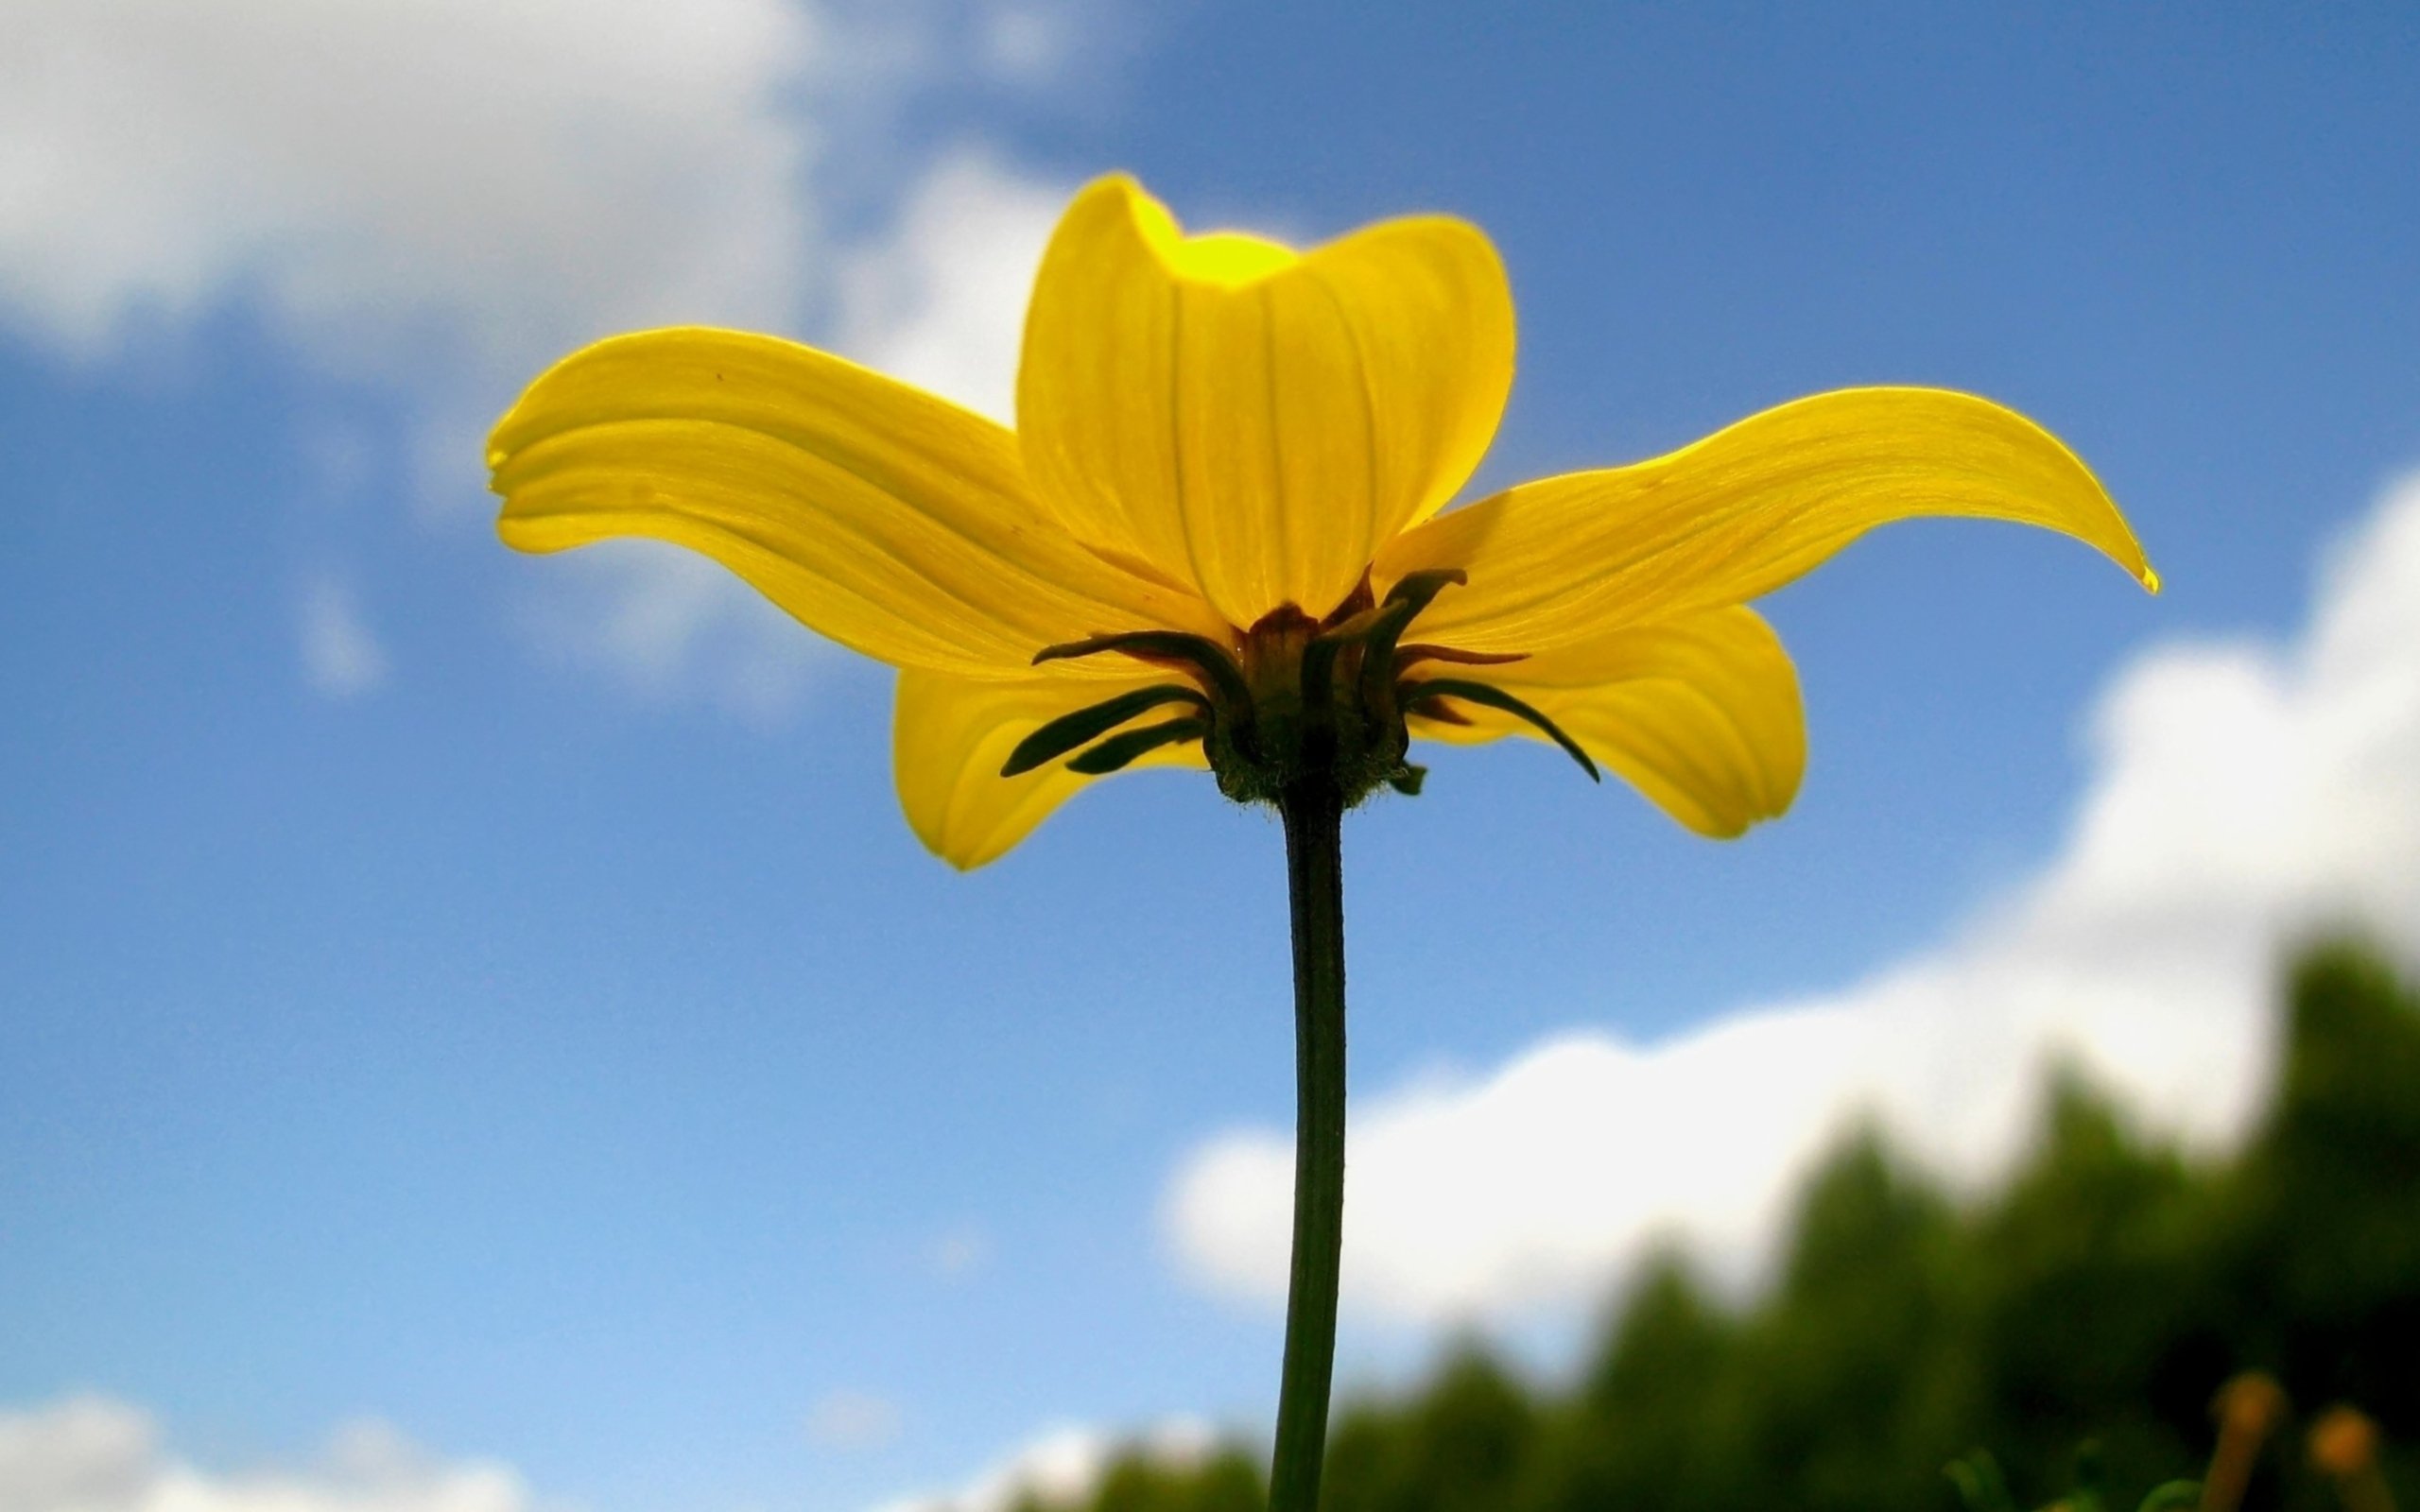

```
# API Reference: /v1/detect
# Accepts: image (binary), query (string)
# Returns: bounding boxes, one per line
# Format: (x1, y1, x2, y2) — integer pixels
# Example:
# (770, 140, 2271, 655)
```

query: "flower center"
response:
(1002, 570, 1597, 807)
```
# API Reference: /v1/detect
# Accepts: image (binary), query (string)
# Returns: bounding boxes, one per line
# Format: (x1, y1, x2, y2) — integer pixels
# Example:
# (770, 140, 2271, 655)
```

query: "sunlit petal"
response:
(1377, 387, 2156, 655)
(492, 327, 1224, 679)
(1409, 607, 1804, 837)
(1019, 175, 1514, 627)
(894, 668, 1209, 869)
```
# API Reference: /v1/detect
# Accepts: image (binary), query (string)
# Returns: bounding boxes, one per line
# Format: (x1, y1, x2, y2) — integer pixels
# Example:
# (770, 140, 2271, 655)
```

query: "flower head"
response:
(491, 175, 2154, 867)
(2309, 1406, 2381, 1481)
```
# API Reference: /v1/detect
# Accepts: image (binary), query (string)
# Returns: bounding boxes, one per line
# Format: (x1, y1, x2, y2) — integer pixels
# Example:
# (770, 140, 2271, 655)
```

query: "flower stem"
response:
(1270, 776, 1347, 1512)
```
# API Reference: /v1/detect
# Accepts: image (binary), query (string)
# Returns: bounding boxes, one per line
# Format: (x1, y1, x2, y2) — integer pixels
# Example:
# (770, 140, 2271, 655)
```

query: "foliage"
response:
(1032, 941, 2419, 1512)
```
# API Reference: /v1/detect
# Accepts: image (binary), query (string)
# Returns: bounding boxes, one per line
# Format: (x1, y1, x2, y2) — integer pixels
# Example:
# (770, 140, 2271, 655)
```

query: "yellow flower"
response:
(490, 174, 2155, 868)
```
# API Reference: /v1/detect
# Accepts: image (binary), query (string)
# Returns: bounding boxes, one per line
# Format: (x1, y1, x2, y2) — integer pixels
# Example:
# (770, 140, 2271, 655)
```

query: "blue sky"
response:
(5, 6, 2420, 1512)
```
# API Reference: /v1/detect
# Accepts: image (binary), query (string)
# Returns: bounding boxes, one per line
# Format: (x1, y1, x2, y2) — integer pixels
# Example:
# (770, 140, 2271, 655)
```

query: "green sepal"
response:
(1303, 604, 1391, 710)
(1396, 643, 1529, 669)
(1311, 605, 1391, 644)
(1360, 570, 1467, 712)
(2135, 1483, 2199, 1512)
(1066, 716, 1209, 775)
(1032, 630, 1252, 710)
(1001, 685, 1211, 777)
(1388, 765, 1426, 797)
(1397, 677, 1600, 782)
(1382, 567, 1467, 607)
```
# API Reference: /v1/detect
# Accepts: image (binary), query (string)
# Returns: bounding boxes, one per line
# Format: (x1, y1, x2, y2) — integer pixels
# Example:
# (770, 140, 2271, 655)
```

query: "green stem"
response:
(1270, 777, 1348, 1512)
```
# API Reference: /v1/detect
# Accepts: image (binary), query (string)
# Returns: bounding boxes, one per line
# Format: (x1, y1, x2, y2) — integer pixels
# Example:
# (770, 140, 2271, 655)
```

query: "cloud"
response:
(0, 0, 820, 371)
(806, 1391, 906, 1452)
(866, 1418, 1214, 1512)
(506, 143, 1064, 720)
(0, 2, 1088, 717)
(518, 541, 839, 724)
(1166, 472, 2420, 1326)
(298, 574, 391, 698)
(834, 150, 1067, 424)
(924, 1222, 994, 1281)
(508, 145, 1066, 714)
(529, 145, 1068, 717)
(505, 147, 1065, 713)
(977, 6, 1080, 86)
(0, 1396, 538, 1512)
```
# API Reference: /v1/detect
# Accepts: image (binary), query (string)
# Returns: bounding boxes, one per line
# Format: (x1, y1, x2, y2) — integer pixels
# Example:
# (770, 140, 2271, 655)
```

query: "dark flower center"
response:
(1003, 570, 1595, 808)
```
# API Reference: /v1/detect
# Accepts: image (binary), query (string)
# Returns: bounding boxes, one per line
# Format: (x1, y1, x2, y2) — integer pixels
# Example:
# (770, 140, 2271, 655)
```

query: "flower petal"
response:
(1409, 607, 1804, 837)
(1376, 387, 2157, 655)
(893, 668, 1208, 869)
(491, 327, 1225, 679)
(1018, 175, 1514, 627)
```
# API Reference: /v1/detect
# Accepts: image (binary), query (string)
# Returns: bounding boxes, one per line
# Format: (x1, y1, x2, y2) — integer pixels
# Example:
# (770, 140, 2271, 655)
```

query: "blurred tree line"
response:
(1022, 942, 2418, 1512)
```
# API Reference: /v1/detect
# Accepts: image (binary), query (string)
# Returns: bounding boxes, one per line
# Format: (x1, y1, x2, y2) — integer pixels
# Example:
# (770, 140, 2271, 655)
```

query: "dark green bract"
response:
(1008, 569, 1598, 807)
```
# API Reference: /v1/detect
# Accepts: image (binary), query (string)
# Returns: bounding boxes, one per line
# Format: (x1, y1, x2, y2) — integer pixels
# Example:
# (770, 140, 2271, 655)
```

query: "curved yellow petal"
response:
(491, 327, 1225, 679)
(1409, 607, 1805, 837)
(893, 668, 1209, 869)
(1377, 387, 2156, 655)
(1018, 175, 1514, 627)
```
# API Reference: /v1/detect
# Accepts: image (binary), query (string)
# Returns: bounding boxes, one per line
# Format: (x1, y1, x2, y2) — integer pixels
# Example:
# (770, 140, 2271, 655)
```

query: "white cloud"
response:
(1167, 472, 2420, 1326)
(806, 1391, 906, 1452)
(969, 0, 1138, 91)
(519, 541, 839, 724)
(0, 1396, 538, 1512)
(0, 0, 827, 712)
(0, 0, 1089, 716)
(510, 146, 1066, 713)
(0, 0, 820, 371)
(299, 574, 391, 698)
(978, 7, 1077, 86)
(834, 150, 1067, 424)
(924, 1223, 994, 1281)
(508, 149, 1064, 713)
(866, 1418, 1214, 1512)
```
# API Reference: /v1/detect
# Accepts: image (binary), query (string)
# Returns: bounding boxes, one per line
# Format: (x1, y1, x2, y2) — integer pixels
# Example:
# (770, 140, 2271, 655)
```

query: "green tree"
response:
(1033, 941, 2420, 1512)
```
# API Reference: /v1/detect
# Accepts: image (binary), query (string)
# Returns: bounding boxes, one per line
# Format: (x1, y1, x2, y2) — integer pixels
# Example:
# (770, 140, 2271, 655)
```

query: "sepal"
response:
(1001, 684, 1211, 776)
(1066, 716, 1211, 774)
(1398, 676, 1600, 781)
